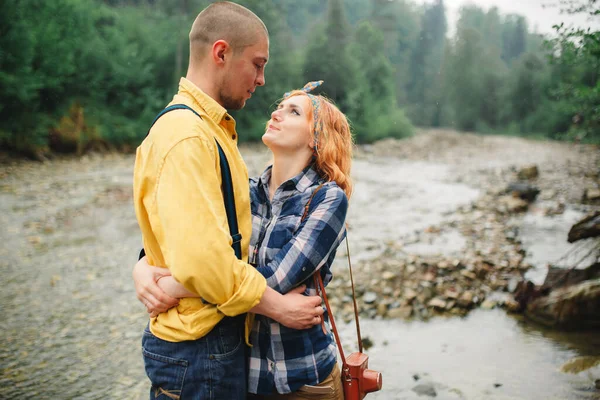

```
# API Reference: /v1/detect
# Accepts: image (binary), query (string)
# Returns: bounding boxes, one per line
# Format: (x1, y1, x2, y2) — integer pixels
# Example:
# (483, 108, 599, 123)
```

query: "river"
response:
(1, 130, 598, 399)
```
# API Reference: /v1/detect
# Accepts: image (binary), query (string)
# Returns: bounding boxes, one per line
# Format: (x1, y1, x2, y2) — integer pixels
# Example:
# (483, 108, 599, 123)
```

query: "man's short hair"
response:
(189, 2, 268, 61)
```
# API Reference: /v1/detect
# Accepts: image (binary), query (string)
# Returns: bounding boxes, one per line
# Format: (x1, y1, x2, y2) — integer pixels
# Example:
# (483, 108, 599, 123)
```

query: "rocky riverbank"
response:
(327, 130, 600, 324)
(1, 129, 599, 399)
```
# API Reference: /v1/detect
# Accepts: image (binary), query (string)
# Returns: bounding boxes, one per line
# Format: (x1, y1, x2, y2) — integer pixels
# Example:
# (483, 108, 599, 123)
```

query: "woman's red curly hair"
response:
(285, 90, 354, 199)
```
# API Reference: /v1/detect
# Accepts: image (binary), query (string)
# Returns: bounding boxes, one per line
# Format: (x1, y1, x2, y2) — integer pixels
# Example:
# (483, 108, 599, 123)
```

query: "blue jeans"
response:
(142, 315, 247, 400)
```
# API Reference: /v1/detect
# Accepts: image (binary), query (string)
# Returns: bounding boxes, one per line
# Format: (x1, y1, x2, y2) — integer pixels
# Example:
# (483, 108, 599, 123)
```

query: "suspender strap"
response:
(214, 139, 242, 259)
(139, 104, 242, 260)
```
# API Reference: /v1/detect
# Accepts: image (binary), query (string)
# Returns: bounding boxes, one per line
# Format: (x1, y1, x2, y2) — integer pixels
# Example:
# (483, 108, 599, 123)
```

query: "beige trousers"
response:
(248, 364, 344, 400)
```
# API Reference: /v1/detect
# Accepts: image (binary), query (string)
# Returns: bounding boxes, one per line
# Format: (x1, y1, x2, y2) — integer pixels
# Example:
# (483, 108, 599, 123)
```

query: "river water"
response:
(339, 156, 599, 400)
(1, 133, 598, 399)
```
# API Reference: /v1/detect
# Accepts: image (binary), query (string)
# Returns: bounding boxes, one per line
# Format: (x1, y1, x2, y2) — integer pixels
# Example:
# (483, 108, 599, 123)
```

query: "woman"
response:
(136, 81, 353, 399)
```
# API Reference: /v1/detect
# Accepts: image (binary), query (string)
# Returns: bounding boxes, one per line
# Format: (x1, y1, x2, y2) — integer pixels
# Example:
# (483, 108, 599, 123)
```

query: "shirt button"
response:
(225, 116, 231, 121)
(232, 134, 236, 140)
(209, 355, 215, 360)
(302, 267, 306, 271)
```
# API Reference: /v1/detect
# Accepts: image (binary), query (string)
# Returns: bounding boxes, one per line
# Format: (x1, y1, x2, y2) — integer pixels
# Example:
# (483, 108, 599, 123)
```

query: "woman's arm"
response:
(256, 185, 348, 294)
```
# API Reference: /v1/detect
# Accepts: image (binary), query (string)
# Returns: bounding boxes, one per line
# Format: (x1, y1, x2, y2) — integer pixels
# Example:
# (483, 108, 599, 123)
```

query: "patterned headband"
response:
(284, 80, 324, 147)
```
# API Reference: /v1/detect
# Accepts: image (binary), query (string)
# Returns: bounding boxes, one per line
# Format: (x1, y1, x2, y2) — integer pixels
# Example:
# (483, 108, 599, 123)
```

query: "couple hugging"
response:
(132, 2, 378, 399)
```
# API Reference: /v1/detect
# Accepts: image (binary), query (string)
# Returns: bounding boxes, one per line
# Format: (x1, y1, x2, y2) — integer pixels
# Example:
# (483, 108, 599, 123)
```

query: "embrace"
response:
(132, 2, 357, 399)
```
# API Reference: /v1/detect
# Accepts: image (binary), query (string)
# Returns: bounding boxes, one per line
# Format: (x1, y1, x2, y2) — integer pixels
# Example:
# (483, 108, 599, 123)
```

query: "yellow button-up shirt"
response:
(133, 78, 266, 342)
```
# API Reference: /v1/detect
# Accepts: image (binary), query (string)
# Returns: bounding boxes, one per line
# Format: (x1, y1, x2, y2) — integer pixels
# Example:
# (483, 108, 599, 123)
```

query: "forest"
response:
(1, 0, 598, 157)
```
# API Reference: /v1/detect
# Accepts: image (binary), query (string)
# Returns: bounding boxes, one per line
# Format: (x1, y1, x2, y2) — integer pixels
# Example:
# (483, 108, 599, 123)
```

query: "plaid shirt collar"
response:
(257, 162, 323, 202)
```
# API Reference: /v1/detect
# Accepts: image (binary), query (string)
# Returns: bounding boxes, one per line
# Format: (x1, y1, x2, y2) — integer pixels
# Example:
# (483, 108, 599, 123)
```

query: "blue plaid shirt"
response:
(247, 164, 348, 395)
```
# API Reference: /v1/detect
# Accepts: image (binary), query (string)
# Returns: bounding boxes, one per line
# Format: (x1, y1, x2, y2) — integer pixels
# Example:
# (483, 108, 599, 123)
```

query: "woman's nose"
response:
(271, 109, 282, 121)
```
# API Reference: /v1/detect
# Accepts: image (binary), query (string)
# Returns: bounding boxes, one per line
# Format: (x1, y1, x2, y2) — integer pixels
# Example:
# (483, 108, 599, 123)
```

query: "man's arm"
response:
(155, 137, 267, 314)
(133, 258, 323, 329)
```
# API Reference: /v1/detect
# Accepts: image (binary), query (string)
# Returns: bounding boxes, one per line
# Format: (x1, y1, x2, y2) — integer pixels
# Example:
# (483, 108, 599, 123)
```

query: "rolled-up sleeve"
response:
(154, 137, 266, 315)
(256, 186, 348, 294)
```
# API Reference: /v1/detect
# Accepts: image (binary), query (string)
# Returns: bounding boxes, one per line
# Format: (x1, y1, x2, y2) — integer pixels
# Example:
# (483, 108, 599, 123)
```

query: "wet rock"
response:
(517, 165, 539, 180)
(363, 292, 377, 304)
(428, 298, 447, 309)
(388, 306, 413, 319)
(377, 303, 388, 317)
(506, 182, 540, 202)
(382, 271, 397, 280)
(458, 291, 474, 308)
(361, 337, 374, 350)
(460, 270, 477, 280)
(404, 289, 418, 301)
(412, 382, 437, 397)
(480, 299, 497, 309)
(498, 195, 529, 213)
(583, 188, 600, 202)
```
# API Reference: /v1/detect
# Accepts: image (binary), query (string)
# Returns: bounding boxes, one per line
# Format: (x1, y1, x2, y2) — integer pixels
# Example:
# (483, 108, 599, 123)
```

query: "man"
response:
(133, 3, 324, 399)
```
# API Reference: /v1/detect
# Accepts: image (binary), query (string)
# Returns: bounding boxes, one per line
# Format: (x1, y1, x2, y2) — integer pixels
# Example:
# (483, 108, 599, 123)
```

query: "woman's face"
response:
(262, 95, 313, 153)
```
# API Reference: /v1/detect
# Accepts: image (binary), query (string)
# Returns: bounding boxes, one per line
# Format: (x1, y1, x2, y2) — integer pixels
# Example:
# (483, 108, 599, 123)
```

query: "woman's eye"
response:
(292, 109, 300, 115)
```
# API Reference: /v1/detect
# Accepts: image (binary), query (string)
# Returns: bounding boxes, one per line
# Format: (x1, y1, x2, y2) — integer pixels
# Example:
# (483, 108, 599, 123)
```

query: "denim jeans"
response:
(142, 315, 247, 400)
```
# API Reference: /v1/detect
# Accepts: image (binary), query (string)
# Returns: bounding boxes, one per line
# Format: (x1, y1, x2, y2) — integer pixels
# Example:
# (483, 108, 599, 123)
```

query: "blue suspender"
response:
(138, 104, 242, 261)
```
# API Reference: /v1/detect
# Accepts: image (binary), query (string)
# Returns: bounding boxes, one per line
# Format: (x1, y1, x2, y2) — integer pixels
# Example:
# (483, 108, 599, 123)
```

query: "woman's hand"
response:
(133, 256, 179, 317)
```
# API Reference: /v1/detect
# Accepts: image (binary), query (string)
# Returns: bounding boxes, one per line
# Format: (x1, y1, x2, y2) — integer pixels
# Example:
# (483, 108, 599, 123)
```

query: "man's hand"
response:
(251, 285, 324, 330)
(133, 256, 179, 317)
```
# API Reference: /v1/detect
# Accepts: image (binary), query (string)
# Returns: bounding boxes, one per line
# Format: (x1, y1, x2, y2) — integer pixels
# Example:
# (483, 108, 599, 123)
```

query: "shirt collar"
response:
(178, 77, 231, 124)
(258, 164, 323, 198)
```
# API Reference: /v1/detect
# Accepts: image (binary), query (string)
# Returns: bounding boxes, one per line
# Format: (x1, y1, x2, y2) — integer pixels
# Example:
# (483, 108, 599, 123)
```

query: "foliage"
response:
(1, 0, 599, 156)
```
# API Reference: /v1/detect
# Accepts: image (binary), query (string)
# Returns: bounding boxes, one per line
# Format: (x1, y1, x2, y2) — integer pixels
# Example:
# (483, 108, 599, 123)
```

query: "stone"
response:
(412, 382, 437, 397)
(377, 303, 388, 317)
(437, 261, 450, 269)
(481, 299, 497, 309)
(444, 289, 459, 299)
(498, 195, 529, 213)
(428, 298, 447, 309)
(382, 271, 397, 280)
(584, 188, 600, 202)
(460, 270, 477, 280)
(404, 288, 418, 301)
(363, 292, 378, 304)
(458, 291, 474, 308)
(517, 165, 539, 180)
(423, 271, 436, 281)
(388, 306, 412, 319)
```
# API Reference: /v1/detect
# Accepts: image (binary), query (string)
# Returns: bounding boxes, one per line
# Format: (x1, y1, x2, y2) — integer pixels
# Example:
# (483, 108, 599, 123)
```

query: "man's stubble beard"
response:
(218, 75, 246, 111)
(220, 92, 246, 110)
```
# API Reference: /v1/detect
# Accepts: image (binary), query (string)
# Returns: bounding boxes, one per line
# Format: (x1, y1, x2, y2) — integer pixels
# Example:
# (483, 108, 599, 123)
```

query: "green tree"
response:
(407, 0, 447, 126)
(302, 0, 359, 118)
(446, 26, 485, 131)
(546, 0, 600, 141)
(350, 21, 412, 141)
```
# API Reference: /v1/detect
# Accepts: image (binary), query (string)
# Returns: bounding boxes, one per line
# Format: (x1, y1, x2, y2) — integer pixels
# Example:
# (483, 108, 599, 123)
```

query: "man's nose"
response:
(256, 70, 265, 87)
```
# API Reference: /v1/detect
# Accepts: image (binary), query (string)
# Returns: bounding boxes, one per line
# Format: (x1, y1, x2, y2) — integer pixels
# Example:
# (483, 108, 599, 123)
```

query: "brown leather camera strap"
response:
(314, 234, 363, 359)
(300, 182, 363, 361)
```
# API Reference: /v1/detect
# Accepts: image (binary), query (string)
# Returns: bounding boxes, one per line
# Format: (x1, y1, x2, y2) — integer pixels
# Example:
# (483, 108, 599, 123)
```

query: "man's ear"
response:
(212, 40, 230, 66)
